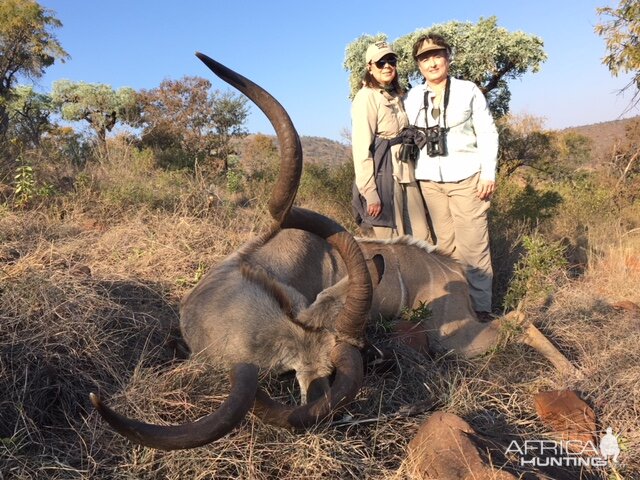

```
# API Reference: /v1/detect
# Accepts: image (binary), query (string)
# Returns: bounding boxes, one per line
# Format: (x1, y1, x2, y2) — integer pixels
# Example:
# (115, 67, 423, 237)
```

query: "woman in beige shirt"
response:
(351, 41, 429, 240)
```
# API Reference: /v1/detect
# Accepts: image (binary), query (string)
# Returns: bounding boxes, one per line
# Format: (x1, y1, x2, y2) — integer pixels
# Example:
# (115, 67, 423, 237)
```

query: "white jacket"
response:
(405, 77, 499, 182)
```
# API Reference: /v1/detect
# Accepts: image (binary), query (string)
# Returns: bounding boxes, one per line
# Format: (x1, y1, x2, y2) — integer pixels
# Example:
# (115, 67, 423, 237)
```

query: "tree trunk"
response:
(0, 105, 8, 138)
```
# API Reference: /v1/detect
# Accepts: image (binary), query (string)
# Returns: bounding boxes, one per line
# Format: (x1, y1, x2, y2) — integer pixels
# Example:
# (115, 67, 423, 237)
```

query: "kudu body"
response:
(250, 229, 500, 357)
(251, 229, 576, 372)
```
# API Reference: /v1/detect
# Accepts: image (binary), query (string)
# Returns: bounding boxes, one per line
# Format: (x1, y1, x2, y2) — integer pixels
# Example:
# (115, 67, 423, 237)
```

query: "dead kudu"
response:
(89, 53, 373, 450)
(245, 230, 575, 373)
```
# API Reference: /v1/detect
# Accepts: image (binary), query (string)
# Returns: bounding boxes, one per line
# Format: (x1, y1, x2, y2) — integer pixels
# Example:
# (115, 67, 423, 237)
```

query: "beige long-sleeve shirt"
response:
(351, 87, 415, 205)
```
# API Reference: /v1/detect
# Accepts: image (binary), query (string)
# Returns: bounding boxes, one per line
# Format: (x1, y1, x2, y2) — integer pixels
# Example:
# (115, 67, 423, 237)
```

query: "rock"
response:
(611, 300, 640, 313)
(533, 389, 596, 449)
(407, 411, 517, 480)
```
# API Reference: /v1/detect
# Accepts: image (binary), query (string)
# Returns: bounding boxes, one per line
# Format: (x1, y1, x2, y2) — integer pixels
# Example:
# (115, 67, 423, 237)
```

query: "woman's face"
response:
(417, 50, 449, 85)
(368, 54, 397, 86)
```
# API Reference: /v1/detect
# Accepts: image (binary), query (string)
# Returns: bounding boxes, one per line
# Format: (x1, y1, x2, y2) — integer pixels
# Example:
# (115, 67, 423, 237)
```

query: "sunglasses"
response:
(373, 57, 397, 69)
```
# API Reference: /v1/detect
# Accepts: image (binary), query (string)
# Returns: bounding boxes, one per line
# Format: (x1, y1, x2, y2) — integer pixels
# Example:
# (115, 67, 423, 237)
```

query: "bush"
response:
(297, 162, 355, 225)
(503, 234, 568, 310)
(74, 136, 194, 213)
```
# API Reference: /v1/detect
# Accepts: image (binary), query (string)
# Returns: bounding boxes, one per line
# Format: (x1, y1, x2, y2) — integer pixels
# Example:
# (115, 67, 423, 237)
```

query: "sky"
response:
(35, 0, 639, 142)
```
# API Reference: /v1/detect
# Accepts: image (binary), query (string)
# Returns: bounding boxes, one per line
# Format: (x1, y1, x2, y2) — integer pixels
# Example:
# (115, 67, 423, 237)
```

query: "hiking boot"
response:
(475, 311, 496, 322)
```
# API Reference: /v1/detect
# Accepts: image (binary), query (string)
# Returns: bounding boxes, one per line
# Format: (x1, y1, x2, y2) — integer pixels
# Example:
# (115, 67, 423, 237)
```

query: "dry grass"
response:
(0, 161, 639, 479)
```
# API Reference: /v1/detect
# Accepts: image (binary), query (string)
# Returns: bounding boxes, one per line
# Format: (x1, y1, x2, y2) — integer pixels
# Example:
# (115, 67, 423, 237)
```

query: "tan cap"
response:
(366, 41, 396, 64)
(415, 39, 447, 57)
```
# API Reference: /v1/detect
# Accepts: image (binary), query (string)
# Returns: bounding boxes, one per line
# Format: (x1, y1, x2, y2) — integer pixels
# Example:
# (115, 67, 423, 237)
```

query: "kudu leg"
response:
(501, 311, 579, 377)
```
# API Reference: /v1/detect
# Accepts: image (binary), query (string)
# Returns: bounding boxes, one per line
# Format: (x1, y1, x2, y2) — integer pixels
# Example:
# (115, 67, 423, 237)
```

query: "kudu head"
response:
(89, 53, 372, 449)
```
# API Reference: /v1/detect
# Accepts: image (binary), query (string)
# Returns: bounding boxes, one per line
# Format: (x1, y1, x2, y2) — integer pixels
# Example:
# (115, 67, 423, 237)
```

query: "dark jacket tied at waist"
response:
(352, 135, 402, 229)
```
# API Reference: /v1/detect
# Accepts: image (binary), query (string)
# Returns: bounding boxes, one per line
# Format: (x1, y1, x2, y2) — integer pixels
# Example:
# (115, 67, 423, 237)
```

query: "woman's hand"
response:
(477, 180, 495, 200)
(367, 202, 382, 217)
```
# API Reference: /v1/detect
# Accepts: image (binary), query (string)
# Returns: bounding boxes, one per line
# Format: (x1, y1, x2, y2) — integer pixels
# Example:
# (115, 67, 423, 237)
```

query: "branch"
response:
(615, 150, 639, 191)
(481, 61, 515, 94)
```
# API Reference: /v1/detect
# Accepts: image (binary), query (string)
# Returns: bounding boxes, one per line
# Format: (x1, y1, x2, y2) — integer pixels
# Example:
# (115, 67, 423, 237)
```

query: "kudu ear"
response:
(367, 254, 385, 286)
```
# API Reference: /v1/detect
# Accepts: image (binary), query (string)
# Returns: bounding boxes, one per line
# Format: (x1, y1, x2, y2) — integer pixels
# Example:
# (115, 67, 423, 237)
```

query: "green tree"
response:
(344, 17, 547, 117)
(6, 85, 53, 148)
(51, 80, 139, 145)
(596, 0, 640, 103)
(211, 91, 249, 172)
(139, 76, 247, 172)
(553, 131, 592, 169)
(0, 0, 68, 136)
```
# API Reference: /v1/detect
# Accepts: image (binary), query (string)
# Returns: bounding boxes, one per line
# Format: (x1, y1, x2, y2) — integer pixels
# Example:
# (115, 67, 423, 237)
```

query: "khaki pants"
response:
(373, 181, 430, 241)
(419, 173, 493, 312)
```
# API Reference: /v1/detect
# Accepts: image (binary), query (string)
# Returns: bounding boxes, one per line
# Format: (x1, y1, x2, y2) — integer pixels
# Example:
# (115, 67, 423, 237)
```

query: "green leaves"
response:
(51, 80, 140, 143)
(0, 0, 68, 84)
(0, 0, 68, 137)
(503, 234, 568, 311)
(596, 0, 640, 95)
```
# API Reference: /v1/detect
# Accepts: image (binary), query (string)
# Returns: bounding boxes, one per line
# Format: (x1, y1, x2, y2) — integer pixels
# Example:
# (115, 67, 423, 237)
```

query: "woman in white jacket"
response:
(404, 33, 499, 319)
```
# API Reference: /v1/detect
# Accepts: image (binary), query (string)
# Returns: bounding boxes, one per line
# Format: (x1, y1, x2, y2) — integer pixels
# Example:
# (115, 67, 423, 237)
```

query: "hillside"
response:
(560, 115, 639, 164)
(300, 136, 351, 165)
(235, 134, 351, 168)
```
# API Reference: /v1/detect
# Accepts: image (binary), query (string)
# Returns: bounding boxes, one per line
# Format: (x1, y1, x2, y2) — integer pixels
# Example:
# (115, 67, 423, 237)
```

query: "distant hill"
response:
(299, 136, 351, 166)
(561, 116, 639, 164)
(234, 134, 351, 169)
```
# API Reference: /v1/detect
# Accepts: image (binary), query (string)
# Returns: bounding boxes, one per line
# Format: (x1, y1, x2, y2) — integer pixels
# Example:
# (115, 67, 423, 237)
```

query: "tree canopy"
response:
(51, 80, 139, 144)
(138, 76, 247, 171)
(595, 0, 640, 103)
(0, 0, 68, 135)
(344, 17, 547, 117)
(6, 85, 54, 148)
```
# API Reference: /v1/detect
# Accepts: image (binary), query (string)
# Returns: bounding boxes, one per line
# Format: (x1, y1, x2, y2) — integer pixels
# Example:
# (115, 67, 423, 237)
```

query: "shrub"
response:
(12, 158, 55, 208)
(503, 233, 568, 311)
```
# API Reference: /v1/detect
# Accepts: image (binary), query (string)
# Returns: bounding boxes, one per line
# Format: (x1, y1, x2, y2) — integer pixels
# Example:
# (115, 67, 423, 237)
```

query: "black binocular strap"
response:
(423, 76, 451, 129)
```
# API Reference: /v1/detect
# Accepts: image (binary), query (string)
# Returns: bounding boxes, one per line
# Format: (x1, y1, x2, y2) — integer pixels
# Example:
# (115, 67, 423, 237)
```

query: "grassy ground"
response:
(0, 144, 638, 479)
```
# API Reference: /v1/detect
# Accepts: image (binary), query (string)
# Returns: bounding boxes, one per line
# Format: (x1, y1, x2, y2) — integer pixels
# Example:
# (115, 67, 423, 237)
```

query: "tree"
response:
(595, 0, 640, 105)
(496, 114, 557, 177)
(609, 118, 640, 196)
(139, 76, 248, 172)
(210, 91, 249, 171)
(242, 133, 279, 177)
(344, 17, 547, 117)
(51, 80, 139, 145)
(0, 0, 68, 136)
(554, 131, 592, 169)
(6, 85, 54, 148)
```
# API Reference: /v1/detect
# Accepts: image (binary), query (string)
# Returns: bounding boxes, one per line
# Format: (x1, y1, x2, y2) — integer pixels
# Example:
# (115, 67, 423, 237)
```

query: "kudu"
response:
(246, 229, 575, 372)
(89, 53, 374, 450)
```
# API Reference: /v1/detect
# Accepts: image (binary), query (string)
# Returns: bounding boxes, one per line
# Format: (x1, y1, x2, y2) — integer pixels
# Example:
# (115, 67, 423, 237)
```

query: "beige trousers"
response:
(419, 173, 493, 312)
(372, 181, 430, 241)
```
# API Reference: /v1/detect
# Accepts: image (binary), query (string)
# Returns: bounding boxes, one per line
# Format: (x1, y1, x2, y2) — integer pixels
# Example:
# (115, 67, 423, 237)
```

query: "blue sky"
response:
(36, 0, 638, 142)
